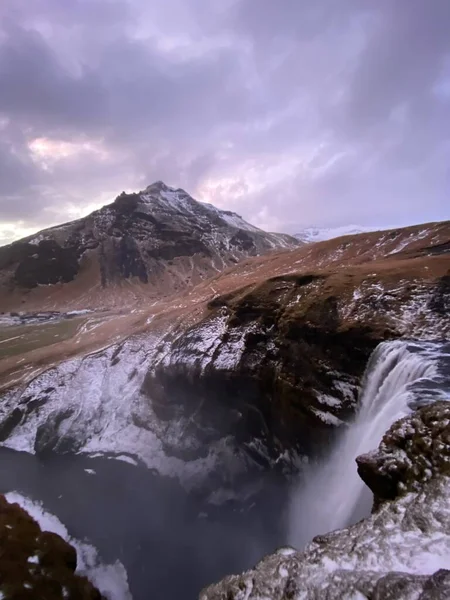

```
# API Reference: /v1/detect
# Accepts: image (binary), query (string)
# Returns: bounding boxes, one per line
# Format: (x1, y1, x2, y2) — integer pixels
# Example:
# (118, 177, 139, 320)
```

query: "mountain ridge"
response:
(294, 224, 386, 243)
(0, 181, 299, 311)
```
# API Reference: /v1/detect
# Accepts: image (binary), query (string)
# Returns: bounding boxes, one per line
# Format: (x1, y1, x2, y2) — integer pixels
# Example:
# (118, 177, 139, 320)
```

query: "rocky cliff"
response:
(0, 181, 298, 312)
(200, 401, 450, 600)
(0, 220, 448, 491)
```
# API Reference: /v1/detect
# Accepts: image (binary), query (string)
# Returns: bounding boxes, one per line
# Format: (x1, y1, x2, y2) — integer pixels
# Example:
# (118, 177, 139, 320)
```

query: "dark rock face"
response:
(0, 408, 24, 442)
(0, 182, 298, 301)
(13, 240, 80, 288)
(0, 495, 101, 599)
(34, 408, 82, 457)
(116, 235, 149, 283)
(428, 274, 450, 316)
(144, 275, 380, 467)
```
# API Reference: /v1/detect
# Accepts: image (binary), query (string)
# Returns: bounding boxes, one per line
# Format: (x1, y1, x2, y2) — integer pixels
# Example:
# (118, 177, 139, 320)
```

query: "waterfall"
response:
(289, 340, 449, 549)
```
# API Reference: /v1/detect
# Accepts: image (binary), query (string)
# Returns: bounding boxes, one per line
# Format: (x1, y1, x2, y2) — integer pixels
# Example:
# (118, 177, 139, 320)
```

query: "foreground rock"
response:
(200, 401, 450, 599)
(0, 495, 102, 599)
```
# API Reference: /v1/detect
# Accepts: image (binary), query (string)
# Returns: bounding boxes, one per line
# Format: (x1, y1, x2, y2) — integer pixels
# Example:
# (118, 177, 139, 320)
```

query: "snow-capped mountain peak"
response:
(140, 182, 261, 233)
(0, 181, 299, 311)
(294, 225, 383, 244)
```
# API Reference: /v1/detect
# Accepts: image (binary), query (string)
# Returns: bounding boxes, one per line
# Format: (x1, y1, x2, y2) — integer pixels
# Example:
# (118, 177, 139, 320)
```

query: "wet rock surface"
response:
(0, 494, 102, 599)
(357, 401, 450, 508)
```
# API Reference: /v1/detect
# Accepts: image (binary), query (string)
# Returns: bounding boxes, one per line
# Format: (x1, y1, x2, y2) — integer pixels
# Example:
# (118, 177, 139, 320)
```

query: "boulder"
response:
(0, 495, 102, 599)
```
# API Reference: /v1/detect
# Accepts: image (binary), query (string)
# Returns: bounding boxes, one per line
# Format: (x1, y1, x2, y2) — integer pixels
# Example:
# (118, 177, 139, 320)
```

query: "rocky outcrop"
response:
(200, 401, 450, 600)
(0, 181, 298, 311)
(0, 495, 102, 599)
(145, 282, 368, 464)
(357, 400, 450, 508)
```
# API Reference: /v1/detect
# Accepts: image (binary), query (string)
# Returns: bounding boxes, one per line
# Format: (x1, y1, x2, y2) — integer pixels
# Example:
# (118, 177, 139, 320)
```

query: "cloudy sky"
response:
(0, 0, 449, 244)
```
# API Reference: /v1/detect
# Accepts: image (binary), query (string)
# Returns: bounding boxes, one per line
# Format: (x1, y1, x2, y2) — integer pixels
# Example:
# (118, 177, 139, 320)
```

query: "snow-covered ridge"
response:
(142, 182, 265, 233)
(12, 181, 296, 250)
(294, 225, 384, 243)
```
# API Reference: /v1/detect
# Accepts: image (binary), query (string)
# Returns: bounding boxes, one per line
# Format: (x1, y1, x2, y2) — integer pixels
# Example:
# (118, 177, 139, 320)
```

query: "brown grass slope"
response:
(0, 220, 448, 391)
(0, 182, 298, 312)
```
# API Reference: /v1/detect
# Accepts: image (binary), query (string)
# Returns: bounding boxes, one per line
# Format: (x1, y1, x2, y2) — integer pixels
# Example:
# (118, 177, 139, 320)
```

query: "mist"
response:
(0, 446, 290, 600)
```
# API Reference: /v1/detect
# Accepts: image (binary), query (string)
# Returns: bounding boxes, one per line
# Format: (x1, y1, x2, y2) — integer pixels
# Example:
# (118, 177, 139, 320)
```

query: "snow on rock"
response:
(139, 181, 296, 254)
(27, 233, 50, 246)
(0, 328, 256, 489)
(310, 408, 344, 427)
(201, 401, 450, 600)
(159, 313, 229, 372)
(160, 313, 262, 374)
(4, 493, 132, 600)
(356, 401, 450, 502)
(339, 278, 450, 338)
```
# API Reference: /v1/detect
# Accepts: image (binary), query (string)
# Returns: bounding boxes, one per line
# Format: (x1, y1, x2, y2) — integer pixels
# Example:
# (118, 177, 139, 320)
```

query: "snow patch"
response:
(311, 409, 344, 426)
(294, 225, 382, 244)
(109, 455, 138, 466)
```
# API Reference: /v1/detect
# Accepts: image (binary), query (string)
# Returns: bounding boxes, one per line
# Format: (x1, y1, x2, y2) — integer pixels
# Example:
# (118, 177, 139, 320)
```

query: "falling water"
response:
(289, 340, 450, 549)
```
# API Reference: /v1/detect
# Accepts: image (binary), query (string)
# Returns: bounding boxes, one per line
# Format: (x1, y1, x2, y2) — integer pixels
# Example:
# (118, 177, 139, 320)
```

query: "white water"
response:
(289, 340, 449, 549)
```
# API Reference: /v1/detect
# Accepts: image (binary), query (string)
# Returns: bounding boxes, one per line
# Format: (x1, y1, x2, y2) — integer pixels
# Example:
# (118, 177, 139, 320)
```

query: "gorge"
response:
(0, 185, 449, 600)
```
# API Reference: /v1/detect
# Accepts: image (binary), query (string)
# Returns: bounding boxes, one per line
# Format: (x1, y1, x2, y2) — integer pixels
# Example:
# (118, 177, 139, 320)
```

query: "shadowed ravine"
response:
(0, 449, 289, 600)
(1, 341, 449, 599)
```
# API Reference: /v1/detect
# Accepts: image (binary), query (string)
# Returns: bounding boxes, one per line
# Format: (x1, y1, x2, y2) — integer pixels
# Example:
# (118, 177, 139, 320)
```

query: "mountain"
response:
(0, 181, 298, 312)
(294, 225, 384, 243)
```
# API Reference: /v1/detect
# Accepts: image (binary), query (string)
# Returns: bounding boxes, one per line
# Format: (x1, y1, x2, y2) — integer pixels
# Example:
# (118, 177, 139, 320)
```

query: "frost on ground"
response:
(5, 492, 132, 600)
(0, 325, 261, 489)
(201, 401, 450, 600)
(339, 278, 450, 338)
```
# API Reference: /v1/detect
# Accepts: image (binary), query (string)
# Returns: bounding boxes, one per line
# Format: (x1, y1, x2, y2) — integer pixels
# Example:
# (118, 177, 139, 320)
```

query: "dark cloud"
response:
(0, 25, 107, 134)
(0, 0, 449, 243)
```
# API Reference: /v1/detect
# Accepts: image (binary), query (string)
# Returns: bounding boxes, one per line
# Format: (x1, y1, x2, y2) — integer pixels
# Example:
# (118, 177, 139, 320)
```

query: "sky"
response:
(0, 0, 449, 245)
